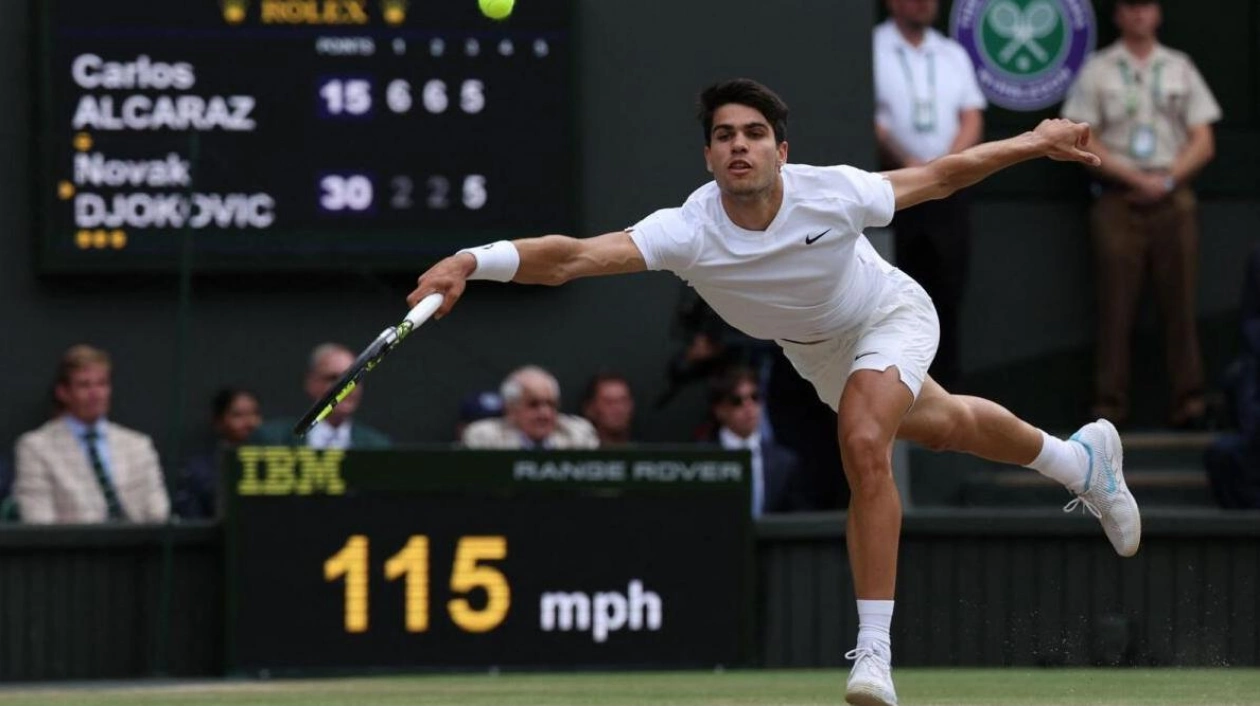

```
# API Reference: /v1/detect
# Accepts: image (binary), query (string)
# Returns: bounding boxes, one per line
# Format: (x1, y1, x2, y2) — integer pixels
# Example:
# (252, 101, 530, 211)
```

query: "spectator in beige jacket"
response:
(14, 345, 169, 523)
(462, 365, 598, 449)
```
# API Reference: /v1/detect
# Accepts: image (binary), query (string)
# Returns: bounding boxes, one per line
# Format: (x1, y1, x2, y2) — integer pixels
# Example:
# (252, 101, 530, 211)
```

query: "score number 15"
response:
(324, 535, 509, 634)
(319, 78, 486, 116)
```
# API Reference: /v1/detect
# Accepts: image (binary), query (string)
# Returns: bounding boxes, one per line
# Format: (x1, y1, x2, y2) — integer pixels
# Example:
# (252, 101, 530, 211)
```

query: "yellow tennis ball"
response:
(479, 0, 514, 20)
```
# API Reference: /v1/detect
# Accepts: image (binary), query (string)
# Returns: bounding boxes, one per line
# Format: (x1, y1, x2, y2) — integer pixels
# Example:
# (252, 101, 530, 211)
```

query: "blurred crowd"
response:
(0, 335, 821, 522)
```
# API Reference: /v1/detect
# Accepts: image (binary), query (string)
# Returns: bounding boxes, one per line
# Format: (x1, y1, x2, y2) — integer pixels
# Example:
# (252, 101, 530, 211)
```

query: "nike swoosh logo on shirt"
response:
(855, 351, 877, 361)
(804, 229, 831, 245)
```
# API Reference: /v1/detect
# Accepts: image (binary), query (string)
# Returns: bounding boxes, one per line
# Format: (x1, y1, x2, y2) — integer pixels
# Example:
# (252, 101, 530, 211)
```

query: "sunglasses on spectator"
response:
(724, 391, 761, 406)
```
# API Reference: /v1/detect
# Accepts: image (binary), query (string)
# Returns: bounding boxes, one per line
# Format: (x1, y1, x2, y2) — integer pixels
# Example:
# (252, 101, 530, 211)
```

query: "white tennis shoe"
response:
(1064, 419, 1142, 557)
(844, 644, 897, 706)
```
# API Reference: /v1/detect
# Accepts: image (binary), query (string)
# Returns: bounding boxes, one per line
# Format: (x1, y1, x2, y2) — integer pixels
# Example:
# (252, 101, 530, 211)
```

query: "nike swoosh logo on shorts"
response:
(804, 229, 830, 245)
(855, 351, 876, 361)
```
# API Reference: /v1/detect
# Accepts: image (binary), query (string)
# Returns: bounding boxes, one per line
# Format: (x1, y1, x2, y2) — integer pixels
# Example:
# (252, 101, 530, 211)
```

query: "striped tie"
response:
(82, 428, 125, 521)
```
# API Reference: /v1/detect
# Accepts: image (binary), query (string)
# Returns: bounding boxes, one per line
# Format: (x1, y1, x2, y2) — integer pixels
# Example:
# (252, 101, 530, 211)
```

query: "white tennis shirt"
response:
(629, 163, 897, 342)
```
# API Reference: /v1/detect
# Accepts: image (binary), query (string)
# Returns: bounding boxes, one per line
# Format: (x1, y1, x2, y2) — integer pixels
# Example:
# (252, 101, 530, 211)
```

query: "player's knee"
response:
(839, 425, 891, 489)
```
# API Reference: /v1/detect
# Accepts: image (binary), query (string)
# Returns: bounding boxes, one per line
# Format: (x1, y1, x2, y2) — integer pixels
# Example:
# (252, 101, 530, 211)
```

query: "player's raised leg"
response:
(897, 377, 1141, 556)
(838, 366, 913, 707)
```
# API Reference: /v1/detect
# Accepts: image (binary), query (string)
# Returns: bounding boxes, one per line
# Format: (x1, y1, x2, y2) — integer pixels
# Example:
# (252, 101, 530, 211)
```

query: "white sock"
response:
(1026, 430, 1090, 493)
(856, 599, 894, 651)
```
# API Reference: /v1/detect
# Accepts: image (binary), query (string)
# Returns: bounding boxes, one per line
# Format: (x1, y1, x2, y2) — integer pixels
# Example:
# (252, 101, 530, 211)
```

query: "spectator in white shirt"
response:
(873, 0, 986, 388)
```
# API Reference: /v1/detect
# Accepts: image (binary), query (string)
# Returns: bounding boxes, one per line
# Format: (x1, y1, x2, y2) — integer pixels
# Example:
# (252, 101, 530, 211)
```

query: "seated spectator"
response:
(13, 344, 169, 524)
(582, 372, 636, 447)
(657, 287, 763, 410)
(252, 343, 391, 449)
(1206, 245, 1260, 508)
(175, 387, 262, 519)
(455, 390, 504, 441)
(463, 366, 598, 449)
(1205, 437, 1260, 509)
(709, 367, 808, 516)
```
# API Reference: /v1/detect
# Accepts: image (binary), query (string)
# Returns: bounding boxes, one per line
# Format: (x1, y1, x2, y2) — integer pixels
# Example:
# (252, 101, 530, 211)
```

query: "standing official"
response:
(1061, 0, 1220, 428)
(873, 0, 986, 388)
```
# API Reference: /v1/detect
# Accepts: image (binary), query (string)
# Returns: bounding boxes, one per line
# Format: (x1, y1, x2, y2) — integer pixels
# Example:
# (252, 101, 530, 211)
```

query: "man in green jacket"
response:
(251, 343, 392, 449)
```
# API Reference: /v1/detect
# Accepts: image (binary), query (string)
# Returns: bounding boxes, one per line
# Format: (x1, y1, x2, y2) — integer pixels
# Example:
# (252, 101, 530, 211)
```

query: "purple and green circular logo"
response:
(950, 0, 1096, 111)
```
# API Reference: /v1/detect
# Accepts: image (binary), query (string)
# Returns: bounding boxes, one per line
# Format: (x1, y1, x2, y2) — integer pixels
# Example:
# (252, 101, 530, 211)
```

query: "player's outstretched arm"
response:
(513, 232, 647, 284)
(883, 118, 1101, 211)
(407, 231, 646, 318)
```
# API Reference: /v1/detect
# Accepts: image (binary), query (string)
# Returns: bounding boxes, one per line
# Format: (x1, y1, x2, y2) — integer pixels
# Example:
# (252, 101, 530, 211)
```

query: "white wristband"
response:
(457, 240, 520, 282)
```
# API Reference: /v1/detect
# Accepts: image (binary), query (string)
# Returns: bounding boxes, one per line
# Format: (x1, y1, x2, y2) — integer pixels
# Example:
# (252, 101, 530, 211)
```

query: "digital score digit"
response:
(324, 534, 509, 635)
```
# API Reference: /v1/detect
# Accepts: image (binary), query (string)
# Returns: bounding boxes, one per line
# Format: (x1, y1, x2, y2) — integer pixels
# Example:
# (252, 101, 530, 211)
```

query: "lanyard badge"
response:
(897, 47, 937, 134)
(913, 100, 936, 133)
(1129, 124, 1156, 162)
(1118, 59, 1163, 162)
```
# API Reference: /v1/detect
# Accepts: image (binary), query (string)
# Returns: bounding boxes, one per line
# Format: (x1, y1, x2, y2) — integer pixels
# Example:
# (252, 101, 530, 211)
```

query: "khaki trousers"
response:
(1090, 186, 1204, 423)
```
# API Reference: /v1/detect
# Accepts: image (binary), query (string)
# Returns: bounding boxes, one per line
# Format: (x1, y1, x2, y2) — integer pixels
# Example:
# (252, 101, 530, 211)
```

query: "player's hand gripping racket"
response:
(293, 293, 444, 438)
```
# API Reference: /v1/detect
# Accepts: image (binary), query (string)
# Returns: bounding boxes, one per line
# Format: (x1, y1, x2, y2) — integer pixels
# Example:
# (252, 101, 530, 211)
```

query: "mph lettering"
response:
(236, 446, 346, 496)
(539, 580, 662, 643)
(75, 193, 275, 229)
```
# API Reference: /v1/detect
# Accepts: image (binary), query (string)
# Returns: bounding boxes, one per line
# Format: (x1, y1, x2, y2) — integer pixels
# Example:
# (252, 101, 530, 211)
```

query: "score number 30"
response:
(319, 174, 488, 211)
(324, 535, 509, 634)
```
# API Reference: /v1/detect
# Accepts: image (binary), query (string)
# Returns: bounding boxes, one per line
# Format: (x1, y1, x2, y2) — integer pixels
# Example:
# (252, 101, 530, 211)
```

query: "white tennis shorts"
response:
(777, 271, 939, 411)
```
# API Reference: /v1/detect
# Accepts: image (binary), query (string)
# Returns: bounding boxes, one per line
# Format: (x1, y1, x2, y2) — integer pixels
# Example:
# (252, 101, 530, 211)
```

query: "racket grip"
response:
(403, 292, 445, 329)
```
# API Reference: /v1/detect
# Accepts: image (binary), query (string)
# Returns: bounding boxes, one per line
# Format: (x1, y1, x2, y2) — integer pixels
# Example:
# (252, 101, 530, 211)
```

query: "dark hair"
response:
(211, 387, 258, 420)
(708, 366, 760, 408)
(698, 79, 789, 145)
(582, 371, 632, 407)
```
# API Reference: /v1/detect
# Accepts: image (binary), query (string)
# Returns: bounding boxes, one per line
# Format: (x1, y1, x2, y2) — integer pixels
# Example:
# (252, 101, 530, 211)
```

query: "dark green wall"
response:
(760, 511, 1260, 667)
(0, 0, 876, 470)
(0, 524, 222, 680)
(3, 514, 1258, 680)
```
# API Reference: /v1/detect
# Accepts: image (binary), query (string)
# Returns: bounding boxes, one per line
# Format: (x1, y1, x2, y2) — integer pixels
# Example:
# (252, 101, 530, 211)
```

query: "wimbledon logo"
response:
(951, 0, 1096, 111)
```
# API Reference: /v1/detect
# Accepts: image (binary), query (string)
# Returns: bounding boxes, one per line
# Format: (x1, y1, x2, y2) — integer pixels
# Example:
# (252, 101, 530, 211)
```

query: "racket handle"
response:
(403, 292, 445, 329)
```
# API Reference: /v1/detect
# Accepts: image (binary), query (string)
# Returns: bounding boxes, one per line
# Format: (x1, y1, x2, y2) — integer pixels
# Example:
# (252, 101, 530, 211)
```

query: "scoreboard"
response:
(225, 447, 755, 672)
(34, 0, 574, 271)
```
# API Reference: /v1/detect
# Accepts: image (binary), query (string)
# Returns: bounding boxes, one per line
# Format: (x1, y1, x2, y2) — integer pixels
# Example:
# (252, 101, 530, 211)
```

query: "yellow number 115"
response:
(323, 535, 510, 634)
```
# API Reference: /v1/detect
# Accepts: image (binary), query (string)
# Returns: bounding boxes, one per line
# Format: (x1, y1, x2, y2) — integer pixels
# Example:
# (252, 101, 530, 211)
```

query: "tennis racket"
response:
(293, 292, 444, 438)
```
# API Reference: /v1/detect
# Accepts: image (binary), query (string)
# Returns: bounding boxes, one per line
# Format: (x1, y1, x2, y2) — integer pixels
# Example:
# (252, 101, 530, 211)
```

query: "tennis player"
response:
(408, 79, 1140, 706)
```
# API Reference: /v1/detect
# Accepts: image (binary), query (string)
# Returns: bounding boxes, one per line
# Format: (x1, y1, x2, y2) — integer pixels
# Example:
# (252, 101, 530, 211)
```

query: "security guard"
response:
(1062, 0, 1221, 428)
